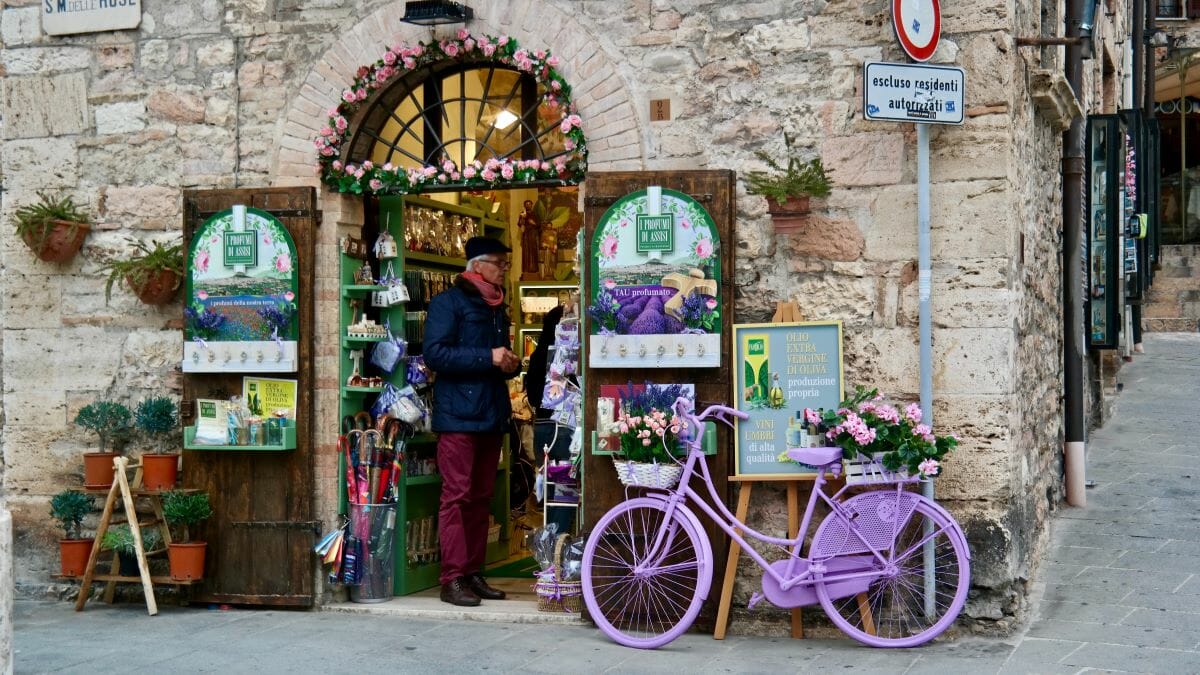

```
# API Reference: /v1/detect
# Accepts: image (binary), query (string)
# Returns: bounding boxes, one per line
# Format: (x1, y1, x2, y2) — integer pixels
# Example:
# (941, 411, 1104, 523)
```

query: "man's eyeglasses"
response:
(479, 258, 512, 270)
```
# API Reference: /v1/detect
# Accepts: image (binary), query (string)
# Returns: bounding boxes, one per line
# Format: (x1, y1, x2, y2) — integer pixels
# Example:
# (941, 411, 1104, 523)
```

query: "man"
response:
(424, 236, 521, 607)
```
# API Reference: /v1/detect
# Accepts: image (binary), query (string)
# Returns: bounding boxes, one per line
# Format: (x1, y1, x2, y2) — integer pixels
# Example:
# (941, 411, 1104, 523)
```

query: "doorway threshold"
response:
(321, 577, 586, 626)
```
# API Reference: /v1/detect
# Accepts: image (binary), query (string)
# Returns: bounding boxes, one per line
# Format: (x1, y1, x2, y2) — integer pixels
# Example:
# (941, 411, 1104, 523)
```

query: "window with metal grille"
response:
(342, 61, 575, 190)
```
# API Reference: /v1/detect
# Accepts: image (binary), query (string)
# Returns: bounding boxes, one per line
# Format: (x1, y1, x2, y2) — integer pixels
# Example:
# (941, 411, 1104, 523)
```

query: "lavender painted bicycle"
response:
(581, 397, 971, 649)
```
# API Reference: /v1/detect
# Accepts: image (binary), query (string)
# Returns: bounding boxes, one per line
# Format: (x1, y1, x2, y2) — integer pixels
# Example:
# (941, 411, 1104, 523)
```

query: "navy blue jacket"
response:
(424, 275, 515, 433)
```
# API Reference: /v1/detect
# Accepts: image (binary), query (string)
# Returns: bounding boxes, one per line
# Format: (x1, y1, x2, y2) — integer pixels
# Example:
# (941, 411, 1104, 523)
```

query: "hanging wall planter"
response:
(744, 133, 832, 235)
(11, 194, 91, 263)
(102, 240, 185, 306)
(765, 195, 813, 233)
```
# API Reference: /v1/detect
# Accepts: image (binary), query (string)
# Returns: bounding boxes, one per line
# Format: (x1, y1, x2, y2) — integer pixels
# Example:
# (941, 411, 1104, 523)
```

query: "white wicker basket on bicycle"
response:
(611, 457, 683, 489)
(842, 452, 916, 485)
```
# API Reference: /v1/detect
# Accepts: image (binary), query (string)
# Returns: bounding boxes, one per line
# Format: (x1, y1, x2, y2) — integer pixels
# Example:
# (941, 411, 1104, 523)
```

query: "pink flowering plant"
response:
(604, 383, 689, 463)
(315, 30, 587, 195)
(806, 386, 957, 478)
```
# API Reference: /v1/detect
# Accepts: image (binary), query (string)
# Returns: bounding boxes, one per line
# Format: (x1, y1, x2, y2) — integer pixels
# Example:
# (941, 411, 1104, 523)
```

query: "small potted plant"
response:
(100, 524, 161, 577)
(74, 400, 133, 489)
(101, 239, 185, 305)
(134, 397, 180, 491)
(50, 490, 95, 577)
(11, 192, 91, 263)
(162, 490, 212, 580)
(745, 133, 832, 233)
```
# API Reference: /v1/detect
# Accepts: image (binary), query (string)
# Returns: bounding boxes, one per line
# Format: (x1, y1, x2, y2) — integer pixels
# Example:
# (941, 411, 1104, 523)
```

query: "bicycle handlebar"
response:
(671, 397, 748, 437)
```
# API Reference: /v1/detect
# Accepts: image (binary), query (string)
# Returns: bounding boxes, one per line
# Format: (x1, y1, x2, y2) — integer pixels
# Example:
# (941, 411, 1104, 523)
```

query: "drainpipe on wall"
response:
(1063, 0, 1088, 507)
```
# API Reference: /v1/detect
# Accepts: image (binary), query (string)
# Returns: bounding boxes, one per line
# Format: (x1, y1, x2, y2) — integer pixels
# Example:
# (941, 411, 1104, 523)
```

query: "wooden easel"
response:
(770, 301, 803, 323)
(713, 477, 811, 639)
(74, 456, 193, 616)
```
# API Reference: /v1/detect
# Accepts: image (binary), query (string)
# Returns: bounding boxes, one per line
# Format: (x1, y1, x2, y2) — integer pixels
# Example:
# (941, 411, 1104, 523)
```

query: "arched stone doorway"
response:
(270, 2, 648, 598)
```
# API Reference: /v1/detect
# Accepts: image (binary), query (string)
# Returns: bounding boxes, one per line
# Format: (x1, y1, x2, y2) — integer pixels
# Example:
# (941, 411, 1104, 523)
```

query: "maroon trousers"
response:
(436, 431, 502, 584)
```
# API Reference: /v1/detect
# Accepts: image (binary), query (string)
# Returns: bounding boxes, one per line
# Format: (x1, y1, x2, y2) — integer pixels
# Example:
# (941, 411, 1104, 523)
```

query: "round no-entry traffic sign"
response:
(892, 0, 941, 62)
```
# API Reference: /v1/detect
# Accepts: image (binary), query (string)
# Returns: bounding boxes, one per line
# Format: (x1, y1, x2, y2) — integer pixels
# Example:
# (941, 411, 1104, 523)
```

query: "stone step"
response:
(1158, 255, 1192, 268)
(1143, 317, 1199, 332)
(1160, 244, 1200, 258)
(1143, 301, 1182, 319)
(1146, 276, 1200, 294)
(1157, 265, 1196, 278)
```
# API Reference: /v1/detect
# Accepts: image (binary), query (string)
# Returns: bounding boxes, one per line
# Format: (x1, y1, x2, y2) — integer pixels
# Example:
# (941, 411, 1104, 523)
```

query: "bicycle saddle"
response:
(785, 446, 842, 467)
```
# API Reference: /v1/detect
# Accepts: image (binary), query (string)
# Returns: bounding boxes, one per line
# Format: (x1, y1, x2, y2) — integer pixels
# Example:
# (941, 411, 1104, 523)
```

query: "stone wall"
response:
(1, 509, 12, 675)
(0, 0, 1127, 631)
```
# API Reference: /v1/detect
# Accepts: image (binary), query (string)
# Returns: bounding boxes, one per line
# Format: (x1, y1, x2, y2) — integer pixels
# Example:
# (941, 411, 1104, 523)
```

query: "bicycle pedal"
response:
(748, 592, 765, 611)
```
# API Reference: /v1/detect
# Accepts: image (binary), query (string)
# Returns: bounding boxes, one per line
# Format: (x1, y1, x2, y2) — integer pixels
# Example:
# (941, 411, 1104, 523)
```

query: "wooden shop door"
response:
(581, 170, 737, 624)
(180, 187, 318, 607)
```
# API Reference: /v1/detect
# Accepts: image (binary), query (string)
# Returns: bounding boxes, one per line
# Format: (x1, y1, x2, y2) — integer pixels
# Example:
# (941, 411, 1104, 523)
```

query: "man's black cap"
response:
(465, 236, 512, 260)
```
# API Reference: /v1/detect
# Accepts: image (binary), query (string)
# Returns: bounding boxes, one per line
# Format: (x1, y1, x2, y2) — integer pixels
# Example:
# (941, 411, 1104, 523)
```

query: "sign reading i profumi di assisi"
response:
(223, 230, 258, 267)
(636, 214, 674, 252)
(42, 0, 141, 36)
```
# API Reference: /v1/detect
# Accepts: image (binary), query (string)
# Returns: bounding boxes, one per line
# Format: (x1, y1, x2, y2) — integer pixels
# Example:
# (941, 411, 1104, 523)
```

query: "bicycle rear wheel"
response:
(582, 497, 710, 649)
(814, 496, 970, 647)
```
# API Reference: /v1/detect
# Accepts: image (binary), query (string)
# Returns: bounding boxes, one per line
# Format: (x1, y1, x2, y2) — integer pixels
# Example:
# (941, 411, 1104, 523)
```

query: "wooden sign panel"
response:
(731, 321, 843, 478)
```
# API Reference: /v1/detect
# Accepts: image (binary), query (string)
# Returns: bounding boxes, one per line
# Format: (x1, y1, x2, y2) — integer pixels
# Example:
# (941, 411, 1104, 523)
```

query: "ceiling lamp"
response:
(493, 109, 519, 129)
(400, 1, 474, 26)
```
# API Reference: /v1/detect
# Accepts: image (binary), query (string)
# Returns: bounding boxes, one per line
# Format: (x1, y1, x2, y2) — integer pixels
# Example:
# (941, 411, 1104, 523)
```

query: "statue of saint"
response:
(519, 199, 541, 280)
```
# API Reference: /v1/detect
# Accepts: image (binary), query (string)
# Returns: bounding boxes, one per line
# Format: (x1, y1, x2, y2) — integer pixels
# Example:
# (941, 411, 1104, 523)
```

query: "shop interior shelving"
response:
(338, 194, 511, 596)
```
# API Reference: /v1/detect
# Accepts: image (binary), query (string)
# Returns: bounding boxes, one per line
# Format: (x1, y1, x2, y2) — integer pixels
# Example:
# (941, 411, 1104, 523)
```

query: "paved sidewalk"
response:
(11, 333, 1200, 673)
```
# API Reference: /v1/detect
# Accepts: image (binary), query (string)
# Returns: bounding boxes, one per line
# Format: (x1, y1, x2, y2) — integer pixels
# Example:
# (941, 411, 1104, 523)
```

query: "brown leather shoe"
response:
(467, 574, 507, 600)
(440, 577, 481, 607)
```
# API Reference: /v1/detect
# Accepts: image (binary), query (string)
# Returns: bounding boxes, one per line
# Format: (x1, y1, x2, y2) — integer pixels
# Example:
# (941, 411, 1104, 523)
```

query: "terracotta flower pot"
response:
(129, 269, 182, 305)
(767, 195, 812, 233)
(22, 219, 89, 263)
(59, 538, 95, 577)
(83, 452, 119, 489)
(141, 453, 180, 492)
(168, 542, 207, 580)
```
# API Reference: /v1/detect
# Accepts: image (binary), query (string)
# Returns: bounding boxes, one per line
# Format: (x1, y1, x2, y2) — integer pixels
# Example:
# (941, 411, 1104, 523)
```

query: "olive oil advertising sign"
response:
(732, 321, 843, 478)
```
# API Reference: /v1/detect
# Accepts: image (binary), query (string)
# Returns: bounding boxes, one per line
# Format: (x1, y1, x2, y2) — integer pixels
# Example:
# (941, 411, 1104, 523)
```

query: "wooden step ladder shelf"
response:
(71, 456, 197, 616)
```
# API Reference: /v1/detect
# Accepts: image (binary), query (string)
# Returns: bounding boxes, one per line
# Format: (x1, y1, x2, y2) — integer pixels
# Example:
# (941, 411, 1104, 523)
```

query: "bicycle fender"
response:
(640, 495, 714, 600)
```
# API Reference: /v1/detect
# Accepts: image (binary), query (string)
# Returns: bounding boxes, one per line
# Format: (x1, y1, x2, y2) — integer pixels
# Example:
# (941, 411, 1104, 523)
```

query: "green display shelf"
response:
(342, 335, 387, 347)
(405, 474, 442, 486)
(183, 425, 296, 452)
(342, 285, 387, 296)
(404, 250, 467, 268)
(342, 386, 383, 397)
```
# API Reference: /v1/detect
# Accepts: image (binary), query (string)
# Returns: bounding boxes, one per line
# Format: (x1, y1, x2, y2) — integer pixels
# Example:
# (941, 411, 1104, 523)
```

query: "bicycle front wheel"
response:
(813, 496, 970, 647)
(582, 497, 710, 649)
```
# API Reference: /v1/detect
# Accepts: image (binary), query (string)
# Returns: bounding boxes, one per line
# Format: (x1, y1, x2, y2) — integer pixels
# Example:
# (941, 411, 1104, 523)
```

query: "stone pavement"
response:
(10, 333, 1200, 674)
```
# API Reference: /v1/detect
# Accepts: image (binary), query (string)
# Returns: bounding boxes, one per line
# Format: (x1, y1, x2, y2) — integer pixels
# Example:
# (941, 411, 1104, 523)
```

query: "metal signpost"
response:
(870, 0, 963, 619)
